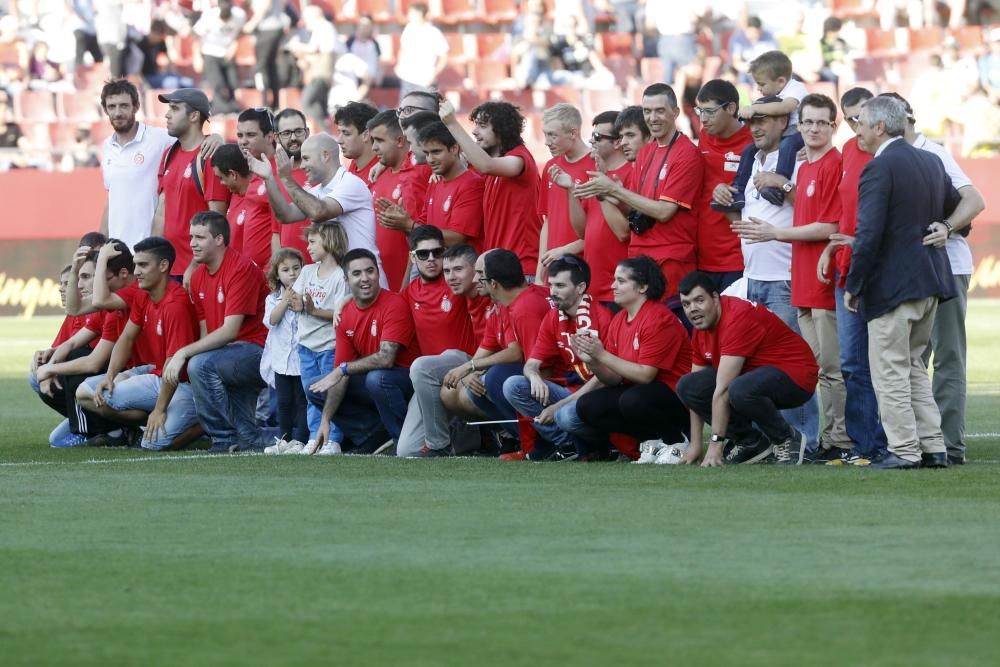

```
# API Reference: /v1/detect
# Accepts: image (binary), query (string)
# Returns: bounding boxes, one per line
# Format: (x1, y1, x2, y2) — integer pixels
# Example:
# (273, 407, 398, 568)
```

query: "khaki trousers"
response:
(867, 297, 945, 462)
(798, 307, 851, 449)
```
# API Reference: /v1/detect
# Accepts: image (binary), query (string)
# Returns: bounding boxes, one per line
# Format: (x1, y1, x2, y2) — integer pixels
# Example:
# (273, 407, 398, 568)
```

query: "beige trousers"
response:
(798, 307, 851, 449)
(867, 297, 945, 462)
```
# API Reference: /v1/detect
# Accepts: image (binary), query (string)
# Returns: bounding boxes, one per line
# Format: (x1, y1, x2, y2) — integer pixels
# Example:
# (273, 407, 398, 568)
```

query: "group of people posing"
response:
(29, 47, 981, 469)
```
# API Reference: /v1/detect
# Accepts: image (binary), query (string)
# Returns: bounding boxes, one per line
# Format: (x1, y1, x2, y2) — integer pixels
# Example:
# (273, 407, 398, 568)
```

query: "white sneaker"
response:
(654, 441, 689, 465)
(282, 439, 312, 455)
(264, 438, 287, 455)
(315, 441, 343, 456)
(636, 439, 666, 464)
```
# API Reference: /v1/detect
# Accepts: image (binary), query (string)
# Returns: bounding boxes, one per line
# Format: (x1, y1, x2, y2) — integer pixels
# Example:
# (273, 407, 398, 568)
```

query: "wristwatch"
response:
(941, 219, 954, 237)
(339, 362, 350, 376)
(710, 434, 729, 446)
(781, 181, 794, 194)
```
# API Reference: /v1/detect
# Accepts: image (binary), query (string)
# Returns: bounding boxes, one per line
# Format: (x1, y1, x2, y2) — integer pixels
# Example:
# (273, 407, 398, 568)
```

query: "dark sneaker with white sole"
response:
(772, 429, 807, 465)
(724, 437, 772, 465)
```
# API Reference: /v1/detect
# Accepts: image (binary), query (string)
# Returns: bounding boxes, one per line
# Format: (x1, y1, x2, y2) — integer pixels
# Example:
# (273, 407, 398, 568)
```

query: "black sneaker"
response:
(724, 437, 772, 464)
(709, 195, 746, 213)
(759, 186, 785, 206)
(408, 445, 454, 458)
(527, 445, 578, 462)
(804, 446, 846, 464)
(83, 430, 129, 448)
(772, 429, 807, 465)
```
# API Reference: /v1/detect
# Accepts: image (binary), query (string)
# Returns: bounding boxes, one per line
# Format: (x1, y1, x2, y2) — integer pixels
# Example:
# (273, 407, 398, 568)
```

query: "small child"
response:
(712, 50, 808, 212)
(292, 222, 352, 455)
(262, 248, 310, 450)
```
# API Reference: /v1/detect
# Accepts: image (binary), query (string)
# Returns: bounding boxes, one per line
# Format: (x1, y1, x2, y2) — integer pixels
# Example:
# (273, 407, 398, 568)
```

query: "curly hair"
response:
(469, 102, 525, 155)
(267, 247, 305, 292)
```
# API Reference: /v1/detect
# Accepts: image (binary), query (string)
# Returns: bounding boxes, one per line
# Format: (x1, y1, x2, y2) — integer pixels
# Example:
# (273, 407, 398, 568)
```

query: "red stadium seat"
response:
(582, 88, 624, 117)
(436, 62, 467, 91)
(864, 28, 897, 56)
(468, 60, 510, 89)
(233, 87, 261, 109)
(950, 25, 985, 51)
(234, 36, 255, 67)
(365, 87, 399, 110)
(356, 0, 393, 22)
(640, 57, 665, 83)
(490, 89, 535, 112)
(439, 0, 479, 24)
(543, 87, 581, 108)
(57, 91, 102, 123)
(853, 56, 889, 83)
(14, 90, 57, 123)
(483, 0, 517, 23)
(278, 87, 302, 110)
(598, 32, 636, 58)
(831, 0, 878, 20)
(908, 27, 945, 51)
(444, 32, 468, 62)
(145, 89, 171, 121)
(605, 56, 636, 88)
(476, 33, 511, 62)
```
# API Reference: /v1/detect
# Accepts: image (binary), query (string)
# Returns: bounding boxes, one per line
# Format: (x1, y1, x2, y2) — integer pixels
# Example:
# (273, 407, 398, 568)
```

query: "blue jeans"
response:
(308, 369, 412, 448)
(745, 279, 820, 450)
(502, 376, 602, 453)
(466, 363, 523, 438)
(836, 285, 889, 458)
(657, 33, 695, 83)
(188, 342, 266, 449)
(297, 345, 343, 443)
(103, 373, 198, 451)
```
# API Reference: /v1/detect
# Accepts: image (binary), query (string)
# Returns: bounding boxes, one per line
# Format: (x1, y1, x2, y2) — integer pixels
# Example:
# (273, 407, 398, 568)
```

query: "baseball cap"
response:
(750, 95, 786, 119)
(157, 88, 211, 119)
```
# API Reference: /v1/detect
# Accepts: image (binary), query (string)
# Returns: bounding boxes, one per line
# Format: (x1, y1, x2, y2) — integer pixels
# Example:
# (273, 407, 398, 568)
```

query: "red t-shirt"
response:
(467, 293, 493, 346)
(481, 144, 542, 274)
(530, 295, 614, 386)
(81, 311, 105, 349)
(480, 284, 552, 354)
(227, 176, 278, 271)
(129, 281, 199, 378)
(582, 161, 632, 303)
(334, 289, 421, 368)
(691, 296, 818, 392)
(605, 299, 692, 391)
(159, 143, 231, 276)
(424, 169, 485, 250)
(271, 167, 313, 262)
(539, 153, 595, 251)
(696, 124, 751, 272)
(348, 156, 378, 188)
(404, 277, 477, 356)
(626, 134, 703, 271)
(115, 283, 155, 366)
(190, 248, 269, 346)
(52, 314, 87, 347)
(835, 137, 872, 288)
(371, 155, 428, 291)
(791, 148, 841, 310)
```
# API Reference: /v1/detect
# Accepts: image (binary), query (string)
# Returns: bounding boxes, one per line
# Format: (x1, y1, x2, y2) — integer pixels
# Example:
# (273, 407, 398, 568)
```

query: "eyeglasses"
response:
(591, 131, 617, 143)
(278, 127, 308, 139)
(413, 247, 446, 261)
(800, 119, 834, 129)
(694, 105, 727, 117)
(846, 114, 861, 124)
(397, 105, 424, 116)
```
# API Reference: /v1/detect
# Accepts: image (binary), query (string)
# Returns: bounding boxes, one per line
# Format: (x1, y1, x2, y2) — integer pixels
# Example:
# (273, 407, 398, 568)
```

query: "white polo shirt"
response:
(101, 122, 175, 251)
(913, 133, 974, 276)
(741, 148, 801, 282)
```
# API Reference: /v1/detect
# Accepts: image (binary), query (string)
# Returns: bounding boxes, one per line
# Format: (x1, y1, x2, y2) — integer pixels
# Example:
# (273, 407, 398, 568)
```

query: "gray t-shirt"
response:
(292, 263, 350, 352)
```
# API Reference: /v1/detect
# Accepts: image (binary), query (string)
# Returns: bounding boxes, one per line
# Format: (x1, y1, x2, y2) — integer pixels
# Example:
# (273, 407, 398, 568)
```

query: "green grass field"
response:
(3, 309, 1000, 666)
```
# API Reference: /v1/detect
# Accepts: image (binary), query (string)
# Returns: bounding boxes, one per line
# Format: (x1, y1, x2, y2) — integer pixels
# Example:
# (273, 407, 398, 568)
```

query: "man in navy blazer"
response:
(844, 95, 960, 469)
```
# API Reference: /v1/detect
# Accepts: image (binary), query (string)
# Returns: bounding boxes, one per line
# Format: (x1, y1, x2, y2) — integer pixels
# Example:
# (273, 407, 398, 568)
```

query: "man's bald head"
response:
(300, 133, 342, 183)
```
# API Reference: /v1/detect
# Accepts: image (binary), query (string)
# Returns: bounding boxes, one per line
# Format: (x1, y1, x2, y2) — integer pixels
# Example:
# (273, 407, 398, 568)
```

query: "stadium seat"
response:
(598, 32, 636, 58)
(831, 0, 878, 20)
(436, 62, 467, 91)
(233, 87, 261, 109)
(864, 28, 898, 56)
(582, 88, 624, 117)
(475, 33, 511, 63)
(356, 0, 394, 22)
(853, 56, 889, 83)
(908, 27, 946, 51)
(640, 57, 665, 83)
(145, 89, 171, 120)
(468, 60, 510, 90)
(278, 87, 302, 110)
(57, 91, 102, 124)
(234, 36, 255, 67)
(438, 0, 479, 24)
(490, 88, 534, 112)
(543, 87, 581, 108)
(365, 87, 399, 110)
(483, 0, 517, 23)
(49, 122, 81, 150)
(605, 56, 636, 88)
(444, 32, 468, 62)
(13, 90, 57, 123)
(89, 120, 113, 145)
(950, 25, 985, 51)
(74, 63, 110, 93)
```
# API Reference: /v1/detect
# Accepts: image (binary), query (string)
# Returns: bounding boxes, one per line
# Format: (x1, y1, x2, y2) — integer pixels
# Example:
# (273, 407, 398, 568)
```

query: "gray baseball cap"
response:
(158, 88, 211, 119)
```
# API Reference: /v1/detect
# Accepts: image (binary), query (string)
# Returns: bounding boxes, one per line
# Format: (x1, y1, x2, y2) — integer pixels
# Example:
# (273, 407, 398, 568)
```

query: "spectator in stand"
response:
(345, 14, 382, 86)
(163, 211, 271, 454)
(270, 108, 312, 258)
(978, 28, 1000, 103)
(548, 14, 615, 90)
(283, 4, 336, 126)
(644, 2, 706, 86)
(69, 0, 103, 69)
(819, 16, 852, 86)
(503, 255, 615, 461)
(439, 100, 542, 281)
(729, 16, 778, 84)
(677, 271, 819, 466)
(537, 103, 594, 284)
(693, 79, 752, 292)
(394, 3, 448, 100)
(191, 0, 246, 115)
(94, 0, 127, 77)
(334, 101, 379, 185)
(243, 0, 289, 109)
(61, 125, 100, 170)
(311, 248, 422, 454)
(328, 47, 372, 114)
(576, 84, 703, 326)
(574, 256, 693, 461)
(512, 9, 554, 89)
(417, 121, 485, 248)
(844, 95, 960, 469)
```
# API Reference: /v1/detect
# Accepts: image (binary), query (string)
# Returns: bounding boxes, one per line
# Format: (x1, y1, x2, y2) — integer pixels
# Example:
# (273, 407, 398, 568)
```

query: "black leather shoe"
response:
(871, 453, 920, 469)
(921, 452, 949, 468)
(947, 453, 966, 466)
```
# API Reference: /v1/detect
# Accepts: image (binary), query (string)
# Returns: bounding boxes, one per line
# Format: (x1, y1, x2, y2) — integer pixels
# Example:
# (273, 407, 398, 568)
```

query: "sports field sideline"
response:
(3, 312, 1000, 665)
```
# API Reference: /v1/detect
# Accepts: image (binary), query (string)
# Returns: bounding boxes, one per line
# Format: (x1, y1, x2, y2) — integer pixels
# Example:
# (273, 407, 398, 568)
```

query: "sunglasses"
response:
(251, 106, 276, 133)
(591, 131, 617, 143)
(413, 247, 446, 261)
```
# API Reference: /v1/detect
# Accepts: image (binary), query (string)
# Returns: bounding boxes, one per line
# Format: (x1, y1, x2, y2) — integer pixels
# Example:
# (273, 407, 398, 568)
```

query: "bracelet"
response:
(470, 359, 477, 371)
(941, 219, 954, 237)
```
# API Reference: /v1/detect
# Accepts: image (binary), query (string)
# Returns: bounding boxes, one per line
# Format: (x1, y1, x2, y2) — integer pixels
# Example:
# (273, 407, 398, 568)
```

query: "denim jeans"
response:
(836, 285, 889, 458)
(103, 373, 198, 451)
(307, 370, 411, 449)
(466, 363, 523, 438)
(501, 376, 602, 453)
(188, 342, 266, 449)
(745, 279, 820, 451)
(297, 345, 343, 443)
(274, 372, 309, 443)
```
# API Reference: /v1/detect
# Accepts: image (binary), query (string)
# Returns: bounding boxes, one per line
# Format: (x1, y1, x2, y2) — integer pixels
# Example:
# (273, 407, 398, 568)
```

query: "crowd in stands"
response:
(1, 1, 1000, 172)
(25, 8, 983, 468)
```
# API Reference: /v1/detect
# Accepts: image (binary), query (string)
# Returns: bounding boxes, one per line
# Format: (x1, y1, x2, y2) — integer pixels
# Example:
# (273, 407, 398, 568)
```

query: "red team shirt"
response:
(424, 169, 485, 250)
(691, 296, 819, 392)
(791, 148, 842, 310)
(467, 293, 493, 345)
(227, 175, 278, 270)
(481, 144, 542, 274)
(696, 124, 751, 272)
(52, 314, 88, 347)
(271, 167, 312, 261)
(159, 144, 231, 276)
(480, 284, 552, 353)
(348, 157, 378, 186)
(539, 153, 596, 251)
(835, 137, 872, 288)
(371, 155, 428, 290)
(102, 283, 152, 367)
(605, 299, 692, 391)
(582, 161, 632, 302)
(626, 134, 703, 294)
(530, 295, 614, 386)
(404, 277, 477, 356)
(190, 248, 269, 346)
(334, 289, 421, 368)
(129, 281, 199, 379)
(81, 311, 104, 349)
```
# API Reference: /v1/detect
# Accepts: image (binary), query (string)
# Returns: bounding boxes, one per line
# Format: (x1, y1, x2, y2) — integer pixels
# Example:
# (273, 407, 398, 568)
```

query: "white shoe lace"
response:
(773, 442, 792, 463)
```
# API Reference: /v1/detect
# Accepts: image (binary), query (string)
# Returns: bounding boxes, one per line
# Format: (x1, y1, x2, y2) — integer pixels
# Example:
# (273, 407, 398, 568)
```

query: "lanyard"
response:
(636, 130, 680, 196)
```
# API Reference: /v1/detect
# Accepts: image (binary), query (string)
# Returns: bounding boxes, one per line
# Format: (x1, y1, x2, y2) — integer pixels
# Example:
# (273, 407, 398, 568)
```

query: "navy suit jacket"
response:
(844, 138, 960, 322)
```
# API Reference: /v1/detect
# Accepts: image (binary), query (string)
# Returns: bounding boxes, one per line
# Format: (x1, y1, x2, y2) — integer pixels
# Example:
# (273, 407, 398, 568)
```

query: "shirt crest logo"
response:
(441, 295, 452, 312)
(257, 182, 266, 196)
(392, 184, 402, 201)
(237, 210, 246, 226)
(183, 163, 192, 179)
(659, 165, 667, 181)
(633, 333, 639, 350)
(370, 319, 378, 337)
(156, 318, 163, 336)
(806, 179, 816, 197)
(133, 152, 144, 165)
(443, 194, 452, 212)
(217, 286, 225, 303)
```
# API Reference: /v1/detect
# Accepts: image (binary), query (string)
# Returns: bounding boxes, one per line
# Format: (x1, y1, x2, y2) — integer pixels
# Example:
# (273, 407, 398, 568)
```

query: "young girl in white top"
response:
(291, 222, 352, 455)
(262, 248, 309, 450)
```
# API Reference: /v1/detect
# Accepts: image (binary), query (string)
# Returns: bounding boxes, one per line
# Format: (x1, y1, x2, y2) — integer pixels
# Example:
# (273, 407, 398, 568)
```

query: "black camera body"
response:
(627, 209, 656, 235)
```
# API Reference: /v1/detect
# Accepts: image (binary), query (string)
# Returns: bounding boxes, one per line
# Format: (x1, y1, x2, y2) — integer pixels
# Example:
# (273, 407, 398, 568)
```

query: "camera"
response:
(627, 209, 656, 235)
